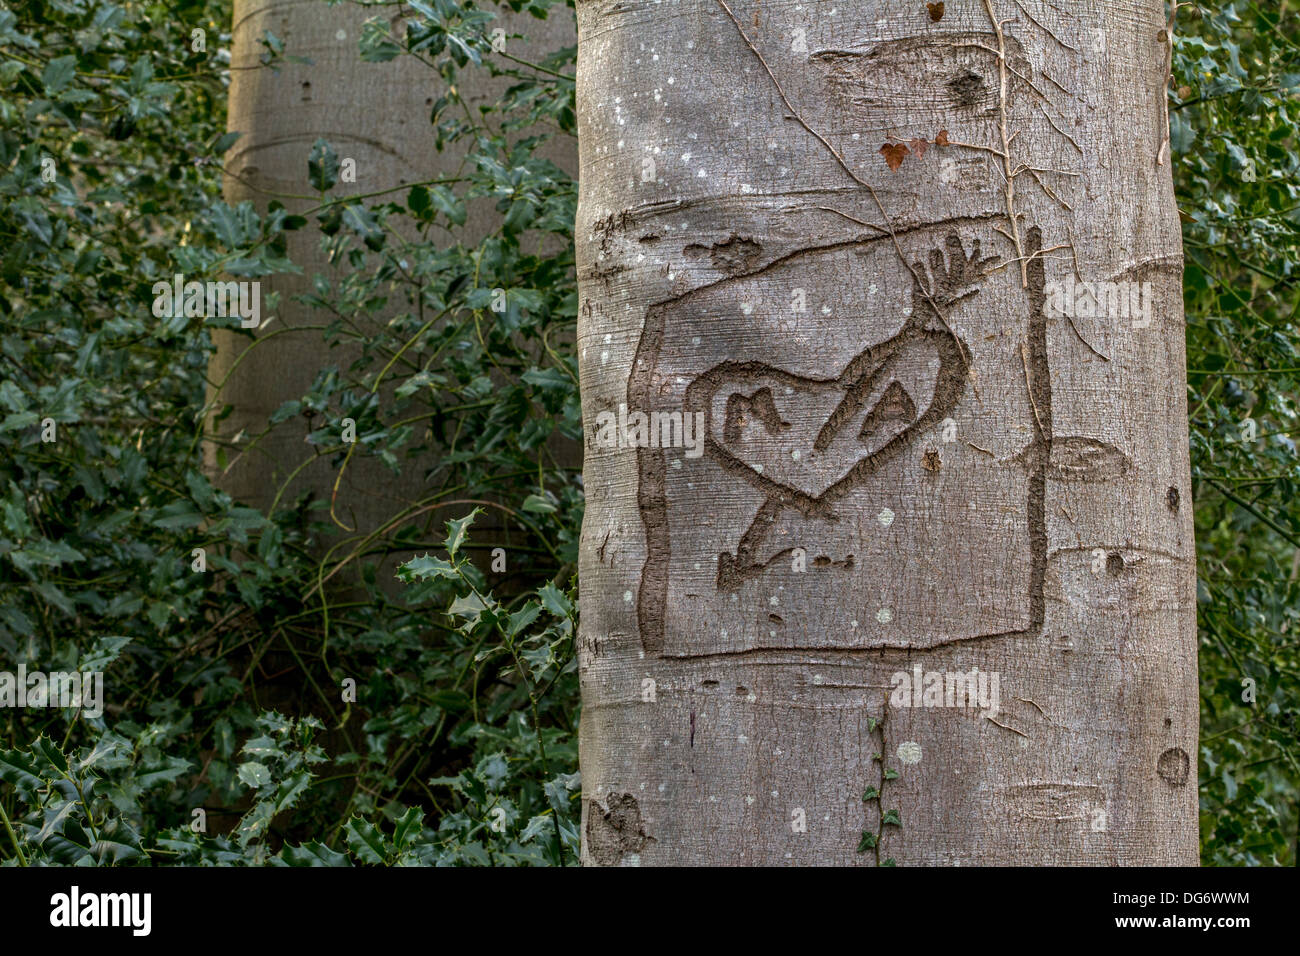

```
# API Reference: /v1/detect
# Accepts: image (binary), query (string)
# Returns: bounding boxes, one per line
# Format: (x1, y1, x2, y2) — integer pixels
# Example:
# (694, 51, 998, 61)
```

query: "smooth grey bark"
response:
(212, 1, 575, 549)
(576, 0, 1198, 864)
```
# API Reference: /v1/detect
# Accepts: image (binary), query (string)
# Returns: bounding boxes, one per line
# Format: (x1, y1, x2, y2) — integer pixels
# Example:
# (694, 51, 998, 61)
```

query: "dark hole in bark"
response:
(948, 69, 985, 106)
(1157, 747, 1190, 786)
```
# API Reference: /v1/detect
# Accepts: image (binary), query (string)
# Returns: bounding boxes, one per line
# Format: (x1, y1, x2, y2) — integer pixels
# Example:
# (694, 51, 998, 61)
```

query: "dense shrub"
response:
(1, 0, 579, 865)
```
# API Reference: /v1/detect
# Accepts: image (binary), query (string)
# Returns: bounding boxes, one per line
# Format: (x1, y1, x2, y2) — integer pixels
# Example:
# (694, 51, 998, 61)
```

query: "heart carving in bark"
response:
(688, 324, 955, 502)
(684, 234, 994, 511)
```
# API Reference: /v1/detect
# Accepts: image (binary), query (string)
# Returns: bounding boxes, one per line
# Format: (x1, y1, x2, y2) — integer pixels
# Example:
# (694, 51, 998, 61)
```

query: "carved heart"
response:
(686, 325, 960, 502)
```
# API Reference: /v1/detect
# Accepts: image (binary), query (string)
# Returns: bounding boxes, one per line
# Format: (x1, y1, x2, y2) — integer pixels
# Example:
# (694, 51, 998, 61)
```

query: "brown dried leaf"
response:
(908, 138, 929, 159)
(879, 143, 907, 171)
(935, 129, 950, 147)
(927, 2, 945, 21)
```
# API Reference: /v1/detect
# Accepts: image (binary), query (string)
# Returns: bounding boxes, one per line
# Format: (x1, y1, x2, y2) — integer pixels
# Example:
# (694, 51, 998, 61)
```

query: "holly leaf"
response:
(237, 761, 271, 789)
(307, 138, 339, 192)
(397, 553, 458, 582)
(344, 816, 388, 864)
(42, 55, 77, 94)
(444, 509, 480, 557)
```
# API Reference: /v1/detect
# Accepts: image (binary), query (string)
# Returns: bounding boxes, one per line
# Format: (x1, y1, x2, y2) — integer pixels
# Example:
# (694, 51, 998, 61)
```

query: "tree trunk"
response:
(576, 0, 1198, 865)
(213, 0, 574, 543)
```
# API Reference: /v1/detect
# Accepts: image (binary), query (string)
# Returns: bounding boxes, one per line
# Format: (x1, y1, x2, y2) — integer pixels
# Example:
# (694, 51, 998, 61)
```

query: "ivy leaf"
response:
(879, 142, 907, 171)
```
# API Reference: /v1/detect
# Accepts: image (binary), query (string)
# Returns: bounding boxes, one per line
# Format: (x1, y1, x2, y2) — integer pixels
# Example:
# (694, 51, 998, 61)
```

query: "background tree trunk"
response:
(576, 0, 1198, 864)
(213, 0, 574, 546)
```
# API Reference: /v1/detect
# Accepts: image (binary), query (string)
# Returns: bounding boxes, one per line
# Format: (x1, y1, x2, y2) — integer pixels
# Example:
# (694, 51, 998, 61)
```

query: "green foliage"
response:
(1174, 2, 1300, 864)
(1, 0, 579, 866)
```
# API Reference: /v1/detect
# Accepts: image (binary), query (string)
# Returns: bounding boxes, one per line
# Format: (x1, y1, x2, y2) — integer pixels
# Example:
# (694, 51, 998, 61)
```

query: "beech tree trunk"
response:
(576, 0, 1198, 865)
(214, 0, 573, 539)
